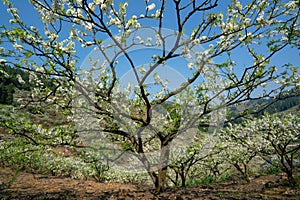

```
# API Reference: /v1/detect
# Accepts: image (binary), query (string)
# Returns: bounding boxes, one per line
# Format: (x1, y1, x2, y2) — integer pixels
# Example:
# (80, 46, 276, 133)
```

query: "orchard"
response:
(0, 0, 299, 193)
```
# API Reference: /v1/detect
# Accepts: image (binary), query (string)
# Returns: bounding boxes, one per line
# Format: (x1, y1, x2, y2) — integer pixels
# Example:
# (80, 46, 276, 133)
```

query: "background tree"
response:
(217, 131, 257, 182)
(223, 113, 300, 185)
(168, 133, 212, 187)
(0, 0, 299, 191)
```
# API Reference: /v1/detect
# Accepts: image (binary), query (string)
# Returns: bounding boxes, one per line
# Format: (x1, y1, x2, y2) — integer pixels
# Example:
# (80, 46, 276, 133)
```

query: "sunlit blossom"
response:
(146, 3, 155, 11)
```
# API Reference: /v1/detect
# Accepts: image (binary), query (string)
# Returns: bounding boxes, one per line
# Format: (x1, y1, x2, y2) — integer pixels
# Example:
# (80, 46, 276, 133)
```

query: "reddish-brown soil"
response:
(0, 168, 299, 199)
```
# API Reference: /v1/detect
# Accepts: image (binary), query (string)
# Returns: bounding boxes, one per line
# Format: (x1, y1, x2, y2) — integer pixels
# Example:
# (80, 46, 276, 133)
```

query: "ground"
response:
(0, 168, 299, 200)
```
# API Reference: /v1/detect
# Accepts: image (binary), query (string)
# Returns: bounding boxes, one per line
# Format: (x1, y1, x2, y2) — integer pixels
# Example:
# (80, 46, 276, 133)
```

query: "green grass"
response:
(261, 166, 280, 175)
(219, 171, 233, 181)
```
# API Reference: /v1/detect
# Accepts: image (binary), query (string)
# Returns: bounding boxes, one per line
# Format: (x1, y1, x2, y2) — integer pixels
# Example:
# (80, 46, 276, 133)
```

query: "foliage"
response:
(0, 105, 95, 179)
(261, 166, 280, 175)
(0, 138, 95, 179)
(199, 176, 216, 185)
(0, 64, 29, 104)
(185, 176, 216, 187)
(168, 133, 211, 187)
(219, 171, 233, 182)
(218, 128, 257, 182)
(223, 113, 300, 185)
(79, 148, 110, 182)
(296, 173, 300, 189)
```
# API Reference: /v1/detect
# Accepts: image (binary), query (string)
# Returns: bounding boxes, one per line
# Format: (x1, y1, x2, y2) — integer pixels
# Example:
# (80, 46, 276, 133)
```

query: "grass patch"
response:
(261, 166, 280, 175)
(219, 171, 232, 181)
(185, 176, 216, 187)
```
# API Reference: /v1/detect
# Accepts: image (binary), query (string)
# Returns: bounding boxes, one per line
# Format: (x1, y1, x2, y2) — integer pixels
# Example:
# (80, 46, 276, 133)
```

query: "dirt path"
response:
(0, 168, 299, 199)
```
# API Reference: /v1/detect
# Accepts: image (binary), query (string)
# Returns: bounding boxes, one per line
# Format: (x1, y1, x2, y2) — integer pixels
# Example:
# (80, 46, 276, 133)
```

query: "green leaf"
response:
(24, 50, 32, 58)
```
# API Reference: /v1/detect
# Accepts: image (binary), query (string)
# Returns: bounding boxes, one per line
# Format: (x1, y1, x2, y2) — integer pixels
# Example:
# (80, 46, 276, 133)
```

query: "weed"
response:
(261, 166, 280, 175)
(184, 176, 216, 187)
(219, 171, 232, 181)
(200, 176, 216, 185)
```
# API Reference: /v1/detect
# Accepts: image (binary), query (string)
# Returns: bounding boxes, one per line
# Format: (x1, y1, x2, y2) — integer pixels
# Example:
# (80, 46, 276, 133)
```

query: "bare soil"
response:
(0, 168, 299, 200)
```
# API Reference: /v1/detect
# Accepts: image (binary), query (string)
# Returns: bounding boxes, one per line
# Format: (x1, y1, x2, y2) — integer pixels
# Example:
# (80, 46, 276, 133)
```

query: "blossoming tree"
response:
(0, 0, 299, 191)
(223, 113, 300, 185)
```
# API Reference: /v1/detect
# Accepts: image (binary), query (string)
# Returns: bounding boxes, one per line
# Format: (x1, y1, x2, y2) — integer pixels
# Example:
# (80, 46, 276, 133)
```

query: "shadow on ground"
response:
(0, 168, 299, 199)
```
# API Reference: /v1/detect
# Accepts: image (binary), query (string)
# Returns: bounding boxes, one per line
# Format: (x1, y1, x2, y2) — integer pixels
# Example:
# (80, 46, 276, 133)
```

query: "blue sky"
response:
(0, 0, 299, 96)
(1, 1, 299, 65)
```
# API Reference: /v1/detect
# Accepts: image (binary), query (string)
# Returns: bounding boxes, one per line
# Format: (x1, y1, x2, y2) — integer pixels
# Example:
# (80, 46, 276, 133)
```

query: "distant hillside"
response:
(1, 65, 299, 122)
(0, 65, 55, 105)
(228, 88, 300, 123)
(0, 64, 30, 105)
(262, 95, 300, 114)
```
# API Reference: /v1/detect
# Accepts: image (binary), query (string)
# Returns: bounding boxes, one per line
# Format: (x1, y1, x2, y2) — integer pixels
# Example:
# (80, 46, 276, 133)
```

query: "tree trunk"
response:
(156, 142, 170, 192)
(156, 166, 168, 192)
(233, 163, 250, 182)
(243, 163, 251, 183)
(137, 142, 170, 192)
(137, 152, 159, 189)
(286, 169, 295, 186)
(180, 171, 186, 187)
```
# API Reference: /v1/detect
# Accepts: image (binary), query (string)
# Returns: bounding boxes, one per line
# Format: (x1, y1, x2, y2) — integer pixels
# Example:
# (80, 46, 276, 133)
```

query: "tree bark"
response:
(286, 169, 295, 186)
(156, 142, 170, 192)
(180, 170, 186, 187)
(233, 163, 250, 182)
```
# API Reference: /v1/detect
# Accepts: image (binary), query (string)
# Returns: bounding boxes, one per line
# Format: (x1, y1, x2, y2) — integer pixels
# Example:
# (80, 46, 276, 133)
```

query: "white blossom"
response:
(200, 36, 208, 41)
(94, 0, 104, 5)
(155, 9, 162, 18)
(134, 23, 141, 29)
(29, 26, 37, 32)
(138, 67, 146, 74)
(187, 62, 194, 70)
(284, 0, 298, 10)
(153, 73, 162, 84)
(100, 4, 107, 11)
(85, 22, 94, 32)
(244, 18, 251, 25)
(235, 1, 242, 10)
(192, 39, 200, 45)
(13, 43, 23, 51)
(88, 3, 95, 11)
(9, 19, 18, 24)
(146, 3, 156, 11)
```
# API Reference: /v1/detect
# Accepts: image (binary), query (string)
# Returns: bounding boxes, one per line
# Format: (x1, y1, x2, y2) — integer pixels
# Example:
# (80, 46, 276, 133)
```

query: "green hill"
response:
(0, 64, 30, 104)
(228, 88, 300, 124)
